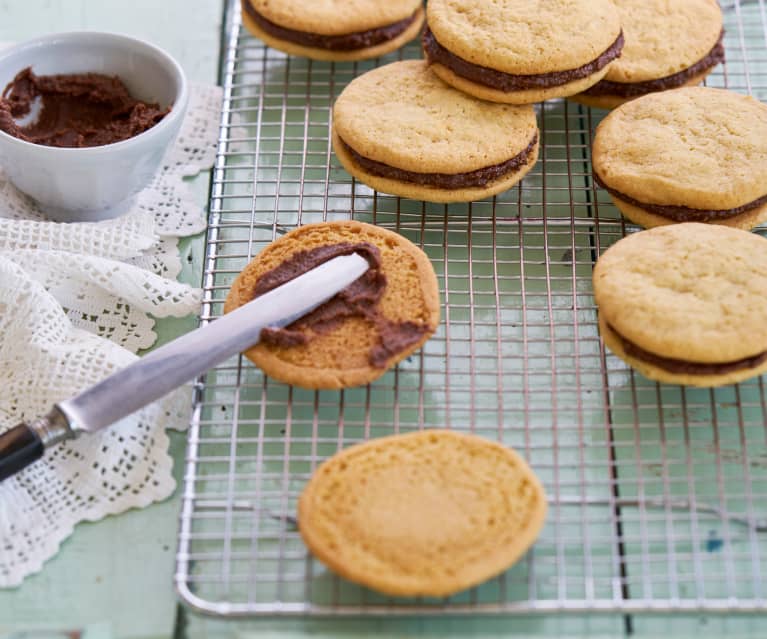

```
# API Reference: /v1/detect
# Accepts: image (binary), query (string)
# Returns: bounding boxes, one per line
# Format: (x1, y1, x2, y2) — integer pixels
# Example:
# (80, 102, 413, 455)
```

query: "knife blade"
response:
(0, 252, 370, 481)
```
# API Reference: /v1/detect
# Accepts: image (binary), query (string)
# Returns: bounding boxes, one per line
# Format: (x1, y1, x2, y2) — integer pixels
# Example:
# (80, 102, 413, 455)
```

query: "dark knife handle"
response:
(0, 410, 72, 482)
(0, 424, 44, 481)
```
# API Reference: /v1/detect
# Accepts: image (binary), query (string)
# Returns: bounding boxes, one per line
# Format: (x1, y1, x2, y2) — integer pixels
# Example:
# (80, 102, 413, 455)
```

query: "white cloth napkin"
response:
(0, 83, 223, 587)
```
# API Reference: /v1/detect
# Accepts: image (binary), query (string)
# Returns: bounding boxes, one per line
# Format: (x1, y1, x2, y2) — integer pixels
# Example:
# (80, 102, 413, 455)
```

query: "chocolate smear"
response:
(251, 242, 431, 368)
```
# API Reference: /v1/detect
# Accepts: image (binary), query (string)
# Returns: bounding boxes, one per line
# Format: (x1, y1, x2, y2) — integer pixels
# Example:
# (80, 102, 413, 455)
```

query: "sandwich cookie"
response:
(241, 0, 425, 61)
(593, 223, 767, 388)
(224, 221, 440, 390)
(298, 430, 548, 597)
(422, 0, 624, 104)
(332, 60, 539, 202)
(592, 87, 767, 230)
(573, 0, 724, 109)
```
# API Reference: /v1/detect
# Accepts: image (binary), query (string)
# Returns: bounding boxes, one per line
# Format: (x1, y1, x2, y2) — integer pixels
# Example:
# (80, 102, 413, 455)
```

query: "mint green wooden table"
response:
(0, 2, 765, 638)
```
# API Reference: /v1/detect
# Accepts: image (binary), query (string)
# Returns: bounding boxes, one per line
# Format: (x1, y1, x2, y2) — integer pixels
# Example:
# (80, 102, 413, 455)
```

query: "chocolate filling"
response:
(583, 31, 725, 98)
(243, 0, 419, 51)
(0, 67, 170, 148)
(611, 324, 767, 375)
(422, 27, 624, 91)
(339, 134, 538, 189)
(251, 242, 431, 368)
(594, 172, 767, 223)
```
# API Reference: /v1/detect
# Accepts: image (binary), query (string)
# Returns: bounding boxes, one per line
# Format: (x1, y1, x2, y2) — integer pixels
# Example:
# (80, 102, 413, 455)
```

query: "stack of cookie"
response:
(422, 0, 624, 105)
(240, 0, 426, 61)
(590, 86, 767, 386)
(332, 60, 540, 203)
(580, 4, 767, 387)
(593, 87, 767, 231)
(593, 223, 767, 388)
(241, 0, 732, 206)
(332, 0, 625, 202)
(330, 0, 733, 205)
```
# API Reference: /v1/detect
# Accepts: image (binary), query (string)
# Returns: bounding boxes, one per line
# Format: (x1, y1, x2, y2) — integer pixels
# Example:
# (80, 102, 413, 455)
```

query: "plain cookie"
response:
(423, 0, 623, 104)
(298, 430, 548, 597)
(224, 221, 440, 390)
(592, 87, 767, 229)
(333, 60, 539, 202)
(241, 0, 425, 61)
(572, 0, 724, 109)
(593, 223, 767, 387)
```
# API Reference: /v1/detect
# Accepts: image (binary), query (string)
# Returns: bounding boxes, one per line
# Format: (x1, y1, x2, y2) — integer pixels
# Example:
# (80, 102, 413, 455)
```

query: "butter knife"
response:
(0, 252, 370, 482)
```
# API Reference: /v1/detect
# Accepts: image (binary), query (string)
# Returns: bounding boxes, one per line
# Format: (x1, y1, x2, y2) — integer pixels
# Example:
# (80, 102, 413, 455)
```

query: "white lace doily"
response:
(0, 83, 223, 587)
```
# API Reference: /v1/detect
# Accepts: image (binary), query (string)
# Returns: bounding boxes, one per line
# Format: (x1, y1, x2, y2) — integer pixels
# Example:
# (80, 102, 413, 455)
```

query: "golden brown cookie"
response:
(423, 0, 623, 104)
(224, 221, 440, 390)
(298, 430, 548, 597)
(593, 223, 767, 387)
(571, 0, 724, 109)
(241, 0, 425, 62)
(333, 60, 539, 203)
(592, 87, 767, 230)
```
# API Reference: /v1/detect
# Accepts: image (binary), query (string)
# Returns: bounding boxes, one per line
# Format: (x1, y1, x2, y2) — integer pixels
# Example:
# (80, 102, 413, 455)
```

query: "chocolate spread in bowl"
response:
(251, 242, 431, 368)
(0, 67, 170, 148)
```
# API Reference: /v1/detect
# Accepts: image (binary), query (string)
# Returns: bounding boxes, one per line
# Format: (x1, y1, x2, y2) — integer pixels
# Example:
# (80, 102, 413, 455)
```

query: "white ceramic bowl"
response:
(0, 32, 189, 222)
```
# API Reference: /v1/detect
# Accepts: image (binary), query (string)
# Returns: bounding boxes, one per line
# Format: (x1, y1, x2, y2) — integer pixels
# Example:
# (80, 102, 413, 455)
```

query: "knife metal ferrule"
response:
(29, 407, 74, 448)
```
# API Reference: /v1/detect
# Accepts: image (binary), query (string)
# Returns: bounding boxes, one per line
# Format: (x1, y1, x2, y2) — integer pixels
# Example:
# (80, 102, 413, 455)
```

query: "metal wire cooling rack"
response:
(176, 0, 767, 617)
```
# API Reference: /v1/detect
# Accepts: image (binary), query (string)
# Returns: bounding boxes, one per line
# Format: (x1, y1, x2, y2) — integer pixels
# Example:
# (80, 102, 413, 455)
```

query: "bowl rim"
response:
(0, 30, 189, 154)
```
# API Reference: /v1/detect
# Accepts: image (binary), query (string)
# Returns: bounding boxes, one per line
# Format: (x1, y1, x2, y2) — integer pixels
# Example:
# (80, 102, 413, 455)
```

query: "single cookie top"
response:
(604, 0, 723, 83)
(248, 0, 423, 36)
(224, 221, 440, 389)
(593, 223, 767, 363)
(298, 430, 547, 597)
(593, 88, 767, 211)
(333, 61, 538, 174)
(426, 0, 622, 75)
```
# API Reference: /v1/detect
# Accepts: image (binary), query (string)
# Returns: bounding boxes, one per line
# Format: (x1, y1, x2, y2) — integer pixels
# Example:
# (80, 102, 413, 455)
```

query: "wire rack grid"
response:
(175, 0, 767, 617)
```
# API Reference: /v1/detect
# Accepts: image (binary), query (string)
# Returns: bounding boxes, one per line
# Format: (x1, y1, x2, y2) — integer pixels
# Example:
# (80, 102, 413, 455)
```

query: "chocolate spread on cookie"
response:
(0, 67, 170, 148)
(243, 1, 419, 51)
(594, 172, 767, 222)
(612, 325, 767, 375)
(338, 134, 538, 189)
(583, 32, 725, 98)
(422, 28, 625, 91)
(251, 242, 430, 368)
